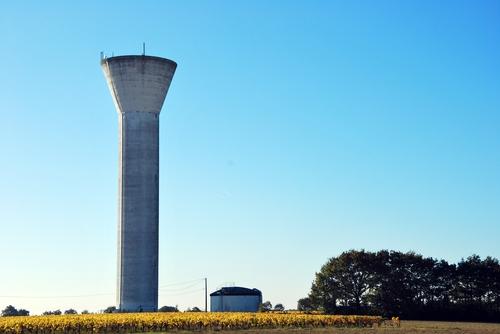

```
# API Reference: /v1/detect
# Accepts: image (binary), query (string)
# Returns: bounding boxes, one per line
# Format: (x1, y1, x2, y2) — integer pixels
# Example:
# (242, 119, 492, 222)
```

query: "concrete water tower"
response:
(101, 54, 177, 312)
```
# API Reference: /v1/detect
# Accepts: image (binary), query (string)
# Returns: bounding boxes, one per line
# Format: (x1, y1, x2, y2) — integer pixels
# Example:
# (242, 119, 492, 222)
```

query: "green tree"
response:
(64, 309, 77, 315)
(259, 301, 272, 312)
(429, 259, 456, 304)
(273, 303, 285, 311)
(372, 250, 437, 317)
(103, 306, 116, 314)
(297, 297, 315, 312)
(158, 306, 178, 312)
(185, 306, 201, 312)
(310, 250, 377, 313)
(302, 250, 500, 321)
(17, 309, 29, 316)
(1, 305, 19, 317)
(308, 268, 337, 313)
(454, 255, 494, 305)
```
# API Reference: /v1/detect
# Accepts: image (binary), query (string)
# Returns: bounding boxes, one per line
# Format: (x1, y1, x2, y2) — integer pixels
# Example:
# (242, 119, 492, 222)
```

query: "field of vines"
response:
(0, 312, 382, 334)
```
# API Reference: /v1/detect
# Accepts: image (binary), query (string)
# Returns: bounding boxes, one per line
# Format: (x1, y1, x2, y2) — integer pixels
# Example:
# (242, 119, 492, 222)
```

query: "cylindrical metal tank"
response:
(101, 55, 177, 312)
(210, 287, 263, 312)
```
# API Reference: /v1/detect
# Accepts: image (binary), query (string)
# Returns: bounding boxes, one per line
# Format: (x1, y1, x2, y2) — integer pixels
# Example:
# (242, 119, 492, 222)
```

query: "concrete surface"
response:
(101, 55, 177, 312)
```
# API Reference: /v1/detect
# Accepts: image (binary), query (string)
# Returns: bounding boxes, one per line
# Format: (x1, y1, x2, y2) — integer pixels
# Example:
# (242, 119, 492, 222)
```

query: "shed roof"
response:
(210, 286, 262, 297)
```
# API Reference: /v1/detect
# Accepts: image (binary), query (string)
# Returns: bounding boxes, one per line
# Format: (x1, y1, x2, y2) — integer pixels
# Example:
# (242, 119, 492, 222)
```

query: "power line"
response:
(159, 288, 205, 297)
(0, 293, 112, 299)
(158, 281, 201, 292)
(158, 278, 204, 288)
(0, 278, 206, 299)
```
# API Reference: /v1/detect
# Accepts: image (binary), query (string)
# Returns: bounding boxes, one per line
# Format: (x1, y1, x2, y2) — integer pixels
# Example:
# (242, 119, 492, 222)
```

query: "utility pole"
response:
(204, 278, 208, 312)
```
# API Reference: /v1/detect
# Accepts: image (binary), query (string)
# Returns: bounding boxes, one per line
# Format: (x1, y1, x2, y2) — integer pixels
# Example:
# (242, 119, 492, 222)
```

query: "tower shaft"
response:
(117, 111, 159, 311)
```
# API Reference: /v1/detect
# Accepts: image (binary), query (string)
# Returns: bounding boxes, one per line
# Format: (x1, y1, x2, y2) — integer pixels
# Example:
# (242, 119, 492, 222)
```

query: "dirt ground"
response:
(185, 321, 500, 334)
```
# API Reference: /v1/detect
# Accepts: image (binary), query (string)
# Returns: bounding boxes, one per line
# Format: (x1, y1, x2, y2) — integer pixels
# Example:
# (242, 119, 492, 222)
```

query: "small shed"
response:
(210, 287, 262, 312)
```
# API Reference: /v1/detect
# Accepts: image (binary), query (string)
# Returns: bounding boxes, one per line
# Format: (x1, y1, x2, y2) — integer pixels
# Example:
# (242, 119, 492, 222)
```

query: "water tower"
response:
(101, 54, 177, 311)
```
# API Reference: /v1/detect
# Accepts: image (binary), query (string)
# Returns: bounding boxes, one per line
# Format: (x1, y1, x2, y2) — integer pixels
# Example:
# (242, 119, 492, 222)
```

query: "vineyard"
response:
(0, 312, 382, 334)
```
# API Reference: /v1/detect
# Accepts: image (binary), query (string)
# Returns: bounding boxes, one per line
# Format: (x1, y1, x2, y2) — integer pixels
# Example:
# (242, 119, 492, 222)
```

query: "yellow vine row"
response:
(0, 312, 383, 334)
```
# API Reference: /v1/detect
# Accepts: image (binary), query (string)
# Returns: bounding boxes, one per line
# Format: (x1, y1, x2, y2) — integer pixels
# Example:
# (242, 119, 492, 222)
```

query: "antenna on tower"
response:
(142, 42, 146, 56)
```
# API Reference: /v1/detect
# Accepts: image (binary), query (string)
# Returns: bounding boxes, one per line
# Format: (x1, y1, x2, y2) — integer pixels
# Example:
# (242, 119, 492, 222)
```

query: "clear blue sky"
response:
(1, 0, 499, 314)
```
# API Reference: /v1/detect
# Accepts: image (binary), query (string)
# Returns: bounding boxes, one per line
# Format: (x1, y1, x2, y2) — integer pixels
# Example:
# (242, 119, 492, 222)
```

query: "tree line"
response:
(0, 305, 194, 316)
(1, 306, 89, 317)
(298, 250, 500, 322)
